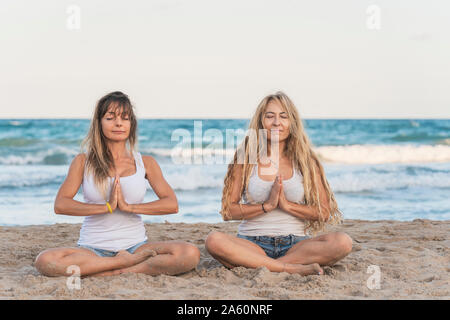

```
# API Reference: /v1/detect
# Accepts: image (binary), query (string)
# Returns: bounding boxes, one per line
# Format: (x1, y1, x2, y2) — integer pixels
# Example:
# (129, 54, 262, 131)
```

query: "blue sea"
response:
(0, 119, 449, 226)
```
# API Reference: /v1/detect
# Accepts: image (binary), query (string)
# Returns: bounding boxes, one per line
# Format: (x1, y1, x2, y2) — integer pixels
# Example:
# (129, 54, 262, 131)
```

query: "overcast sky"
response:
(0, 0, 449, 119)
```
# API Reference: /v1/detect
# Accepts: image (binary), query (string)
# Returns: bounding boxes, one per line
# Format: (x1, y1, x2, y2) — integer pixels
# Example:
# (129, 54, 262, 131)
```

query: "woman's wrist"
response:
(263, 202, 273, 212)
(262, 202, 267, 213)
(105, 202, 113, 214)
(280, 200, 292, 212)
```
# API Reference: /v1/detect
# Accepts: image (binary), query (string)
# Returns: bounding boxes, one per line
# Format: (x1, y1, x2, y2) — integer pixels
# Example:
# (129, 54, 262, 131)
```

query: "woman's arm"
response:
(126, 155, 179, 215)
(279, 198, 329, 222)
(278, 167, 330, 222)
(222, 165, 280, 221)
(54, 154, 110, 216)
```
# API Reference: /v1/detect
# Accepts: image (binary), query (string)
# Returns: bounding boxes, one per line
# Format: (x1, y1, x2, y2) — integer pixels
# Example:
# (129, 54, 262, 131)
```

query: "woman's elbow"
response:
(219, 210, 232, 221)
(170, 198, 179, 214)
(54, 197, 63, 214)
(54, 197, 70, 215)
(319, 207, 330, 222)
(54, 202, 63, 215)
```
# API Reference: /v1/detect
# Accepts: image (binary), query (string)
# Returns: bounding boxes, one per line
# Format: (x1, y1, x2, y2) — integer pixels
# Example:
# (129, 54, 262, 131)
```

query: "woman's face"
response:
(101, 104, 131, 142)
(262, 100, 290, 143)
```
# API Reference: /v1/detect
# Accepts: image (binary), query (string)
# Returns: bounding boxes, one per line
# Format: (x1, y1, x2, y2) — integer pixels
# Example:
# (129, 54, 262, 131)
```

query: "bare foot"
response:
(90, 250, 158, 277)
(135, 248, 158, 259)
(283, 263, 323, 276)
(116, 249, 158, 267)
(116, 250, 140, 268)
(133, 248, 158, 265)
(90, 269, 123, 277)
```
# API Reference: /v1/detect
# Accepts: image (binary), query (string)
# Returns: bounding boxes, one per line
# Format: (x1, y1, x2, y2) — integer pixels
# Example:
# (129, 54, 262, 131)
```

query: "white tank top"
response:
(77, 151, 148, 251)
(238, 162, 307, 236)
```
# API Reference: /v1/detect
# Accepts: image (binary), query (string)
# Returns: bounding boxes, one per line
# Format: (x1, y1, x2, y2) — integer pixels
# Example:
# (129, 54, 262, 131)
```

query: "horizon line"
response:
(1, 116, 449, 121)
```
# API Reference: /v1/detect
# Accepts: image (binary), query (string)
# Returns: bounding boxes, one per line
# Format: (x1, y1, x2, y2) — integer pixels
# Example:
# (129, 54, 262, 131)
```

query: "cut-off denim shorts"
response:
(77, 240, 148, 258)
(237, 234, 310, 259)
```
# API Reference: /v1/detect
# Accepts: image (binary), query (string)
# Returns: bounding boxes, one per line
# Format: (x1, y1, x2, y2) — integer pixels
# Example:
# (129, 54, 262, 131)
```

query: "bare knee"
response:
(34, 250, 62, 277)
(172, 243, 201, 272)
(334, 232, 353, 256)
(181, 243, 201, 267)
(205, 231, 227, 255)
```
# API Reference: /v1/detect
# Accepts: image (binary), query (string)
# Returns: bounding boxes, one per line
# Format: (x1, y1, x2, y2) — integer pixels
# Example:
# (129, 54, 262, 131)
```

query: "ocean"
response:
(0, 119, 449, 226)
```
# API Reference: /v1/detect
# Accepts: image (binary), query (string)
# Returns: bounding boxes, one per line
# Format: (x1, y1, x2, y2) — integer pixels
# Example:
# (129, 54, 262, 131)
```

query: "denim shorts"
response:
(237, 234, 310, 259)
(77, 240, 148, 257)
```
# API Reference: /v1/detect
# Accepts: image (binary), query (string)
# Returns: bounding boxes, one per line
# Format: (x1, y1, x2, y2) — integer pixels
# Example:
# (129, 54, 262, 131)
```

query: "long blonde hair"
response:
(80, 91, 138, 200)
(220, 91, 342, 236)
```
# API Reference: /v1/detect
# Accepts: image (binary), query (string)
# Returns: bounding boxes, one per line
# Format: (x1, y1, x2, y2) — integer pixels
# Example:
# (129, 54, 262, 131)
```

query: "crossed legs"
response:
(205, 231, 352, 275)
(34, 241, 200, 277)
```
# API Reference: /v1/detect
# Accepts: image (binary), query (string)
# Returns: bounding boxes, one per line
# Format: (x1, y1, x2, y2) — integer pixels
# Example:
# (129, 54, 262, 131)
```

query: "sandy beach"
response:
(0, 219, 448, 300)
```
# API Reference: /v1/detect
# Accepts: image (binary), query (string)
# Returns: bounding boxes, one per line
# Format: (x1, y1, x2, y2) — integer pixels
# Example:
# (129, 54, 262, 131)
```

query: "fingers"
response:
(279, 180, 285, 198)
(116, 177, 122, 195)
(112, 176, 120, 203)
(113, 175, 119, 190)
(275, 174, 283, 192)
(274, 174, 282, 186)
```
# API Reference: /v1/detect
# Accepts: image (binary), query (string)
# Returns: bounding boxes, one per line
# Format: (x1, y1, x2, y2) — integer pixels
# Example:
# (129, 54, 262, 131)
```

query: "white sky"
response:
(0, 0, 449, 119)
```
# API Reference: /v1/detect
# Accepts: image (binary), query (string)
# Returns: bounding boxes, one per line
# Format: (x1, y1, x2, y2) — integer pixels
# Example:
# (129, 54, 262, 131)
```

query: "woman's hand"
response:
(264, 175, 282, 212)
(278, 181, 291, 212)
(116, 176, 133, 212)
(108, 177, 119, 211)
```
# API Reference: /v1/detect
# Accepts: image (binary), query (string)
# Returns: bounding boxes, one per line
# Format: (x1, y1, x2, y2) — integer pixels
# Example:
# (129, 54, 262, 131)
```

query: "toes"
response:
(143, 249, 157, 257)
(313, 263, 323, 275)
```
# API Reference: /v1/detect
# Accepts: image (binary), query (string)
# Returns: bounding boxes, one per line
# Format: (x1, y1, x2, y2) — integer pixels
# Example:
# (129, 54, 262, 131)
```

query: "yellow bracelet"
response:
(106, 202, 113, 214)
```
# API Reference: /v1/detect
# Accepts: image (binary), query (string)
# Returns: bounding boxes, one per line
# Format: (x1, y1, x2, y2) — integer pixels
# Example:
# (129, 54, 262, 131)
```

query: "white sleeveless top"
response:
(77, 151, 148, 251)
(238, 162, 307, 236)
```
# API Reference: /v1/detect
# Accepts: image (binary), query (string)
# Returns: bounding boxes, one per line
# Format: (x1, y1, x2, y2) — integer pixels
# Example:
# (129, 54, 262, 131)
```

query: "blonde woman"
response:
(35, 91, 200, 277)
(205, 92, 352, 276)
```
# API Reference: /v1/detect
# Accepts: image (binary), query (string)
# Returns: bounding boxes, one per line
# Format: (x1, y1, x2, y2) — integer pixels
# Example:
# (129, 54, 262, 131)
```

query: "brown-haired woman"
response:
(34, 91, 200, 277)
(205, 91, 352, 276)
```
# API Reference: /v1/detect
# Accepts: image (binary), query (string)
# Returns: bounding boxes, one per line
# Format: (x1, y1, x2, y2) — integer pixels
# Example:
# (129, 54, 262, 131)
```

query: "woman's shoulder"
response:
(65, 153, 87, 180)
(71, 153, 88, 174)
(72, 153, 87, 167)
(140, 154, 159, 171)
(141, 154, 155, 164)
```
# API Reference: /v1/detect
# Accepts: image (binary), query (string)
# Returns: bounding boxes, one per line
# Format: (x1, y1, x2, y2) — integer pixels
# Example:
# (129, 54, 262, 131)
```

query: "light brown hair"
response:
(80, 91, 137, 200)
(220, 91, 343, 235)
